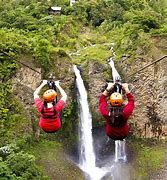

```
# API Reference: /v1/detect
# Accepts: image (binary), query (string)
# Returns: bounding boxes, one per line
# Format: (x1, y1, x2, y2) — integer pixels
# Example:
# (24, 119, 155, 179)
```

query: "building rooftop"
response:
(50, 7, 61, 11)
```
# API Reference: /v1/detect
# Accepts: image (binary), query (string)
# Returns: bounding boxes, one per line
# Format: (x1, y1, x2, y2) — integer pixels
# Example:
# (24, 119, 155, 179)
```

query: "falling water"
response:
(108, 58, 127, 162)
(114, 140, 126, 162)
(108, 57, 121, 83)
(73, 65, 106, 180)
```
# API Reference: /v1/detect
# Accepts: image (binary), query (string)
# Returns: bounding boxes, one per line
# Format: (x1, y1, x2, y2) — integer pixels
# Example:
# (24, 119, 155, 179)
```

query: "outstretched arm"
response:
(54, 81, 67, 103)
(33, 80, 47, 99)
(122, 83, 135, 119)
(99, 94, 109, 117)
(99, 83, 114, 117)
(102, 82, 114, 96)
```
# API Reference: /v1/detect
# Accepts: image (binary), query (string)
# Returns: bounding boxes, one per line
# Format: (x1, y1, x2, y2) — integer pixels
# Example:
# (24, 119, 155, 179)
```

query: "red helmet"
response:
(43, 89, 57, 102)
(110, 92, 123, 106)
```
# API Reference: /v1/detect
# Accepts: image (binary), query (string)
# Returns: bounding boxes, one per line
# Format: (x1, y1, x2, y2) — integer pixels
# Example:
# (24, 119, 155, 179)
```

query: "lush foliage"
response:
(0, 144, 48, 179)
(0, 0, 166, 144)
(97, 0, 166, 59)
(0, 0, 166, 65)
(0, 0, 166, 178)
(131, 138, 166, 179)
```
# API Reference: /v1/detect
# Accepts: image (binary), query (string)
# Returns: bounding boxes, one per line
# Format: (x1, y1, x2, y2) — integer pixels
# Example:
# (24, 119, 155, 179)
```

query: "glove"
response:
(106, 83, 114, 91)
(42, 80, 47, 85)
(54, 80, 60, 87)
(122, 83, 130, 93)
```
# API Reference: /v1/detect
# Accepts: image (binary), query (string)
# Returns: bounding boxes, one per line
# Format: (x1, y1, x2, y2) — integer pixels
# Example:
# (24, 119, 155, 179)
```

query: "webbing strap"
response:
(108, 107, 125, 127)
(41, 102, 57, 118)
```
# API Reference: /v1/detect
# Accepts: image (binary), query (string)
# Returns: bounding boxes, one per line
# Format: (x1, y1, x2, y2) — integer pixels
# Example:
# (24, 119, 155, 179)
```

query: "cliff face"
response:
(11, 54, 76, 139)
(119, 38, 167, 139)
(12, 37, 167, 140)
(12, 65, 42, 139)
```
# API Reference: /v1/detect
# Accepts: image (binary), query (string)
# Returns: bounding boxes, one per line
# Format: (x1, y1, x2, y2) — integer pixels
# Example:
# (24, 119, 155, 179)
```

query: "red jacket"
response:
(99, 93, 134, 140)
(34, 98, 65, 132)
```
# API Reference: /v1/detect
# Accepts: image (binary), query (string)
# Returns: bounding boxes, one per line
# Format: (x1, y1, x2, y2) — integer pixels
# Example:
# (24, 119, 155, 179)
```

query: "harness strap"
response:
(41, 115, 57, 119)
(109, 120, 125, 127)
(41, 101, 57, 119)
(108, 107, 125, 127)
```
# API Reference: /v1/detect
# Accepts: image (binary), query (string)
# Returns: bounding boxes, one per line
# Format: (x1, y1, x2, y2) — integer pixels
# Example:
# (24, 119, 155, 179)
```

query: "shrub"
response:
(0, 144, 48, 179)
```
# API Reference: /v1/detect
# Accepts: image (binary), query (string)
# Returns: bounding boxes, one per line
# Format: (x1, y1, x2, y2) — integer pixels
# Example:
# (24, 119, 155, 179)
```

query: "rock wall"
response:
(83, 38, 167, 140)
(80, 60, 111, 125)
(12, 56, 75, 140)
(120, 54, 167, 139)
(12, 66, 42, 139)
(12, 43, 167, 140)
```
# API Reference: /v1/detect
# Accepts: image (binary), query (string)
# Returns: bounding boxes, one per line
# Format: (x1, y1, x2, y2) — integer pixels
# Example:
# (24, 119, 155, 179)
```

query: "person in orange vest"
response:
(34, 80, 67, 133)
(99, 83, 134, 140)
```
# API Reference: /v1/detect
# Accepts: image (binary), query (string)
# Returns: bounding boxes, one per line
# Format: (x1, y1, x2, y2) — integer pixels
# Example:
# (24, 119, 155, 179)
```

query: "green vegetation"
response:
(98, 0, 167, 59)
(130, 138, 167, 179)
(72, 43, 112, 64)
(0, 0, 167, 179)
(0, 144, 48, 179)
(28, 141, 83, 180)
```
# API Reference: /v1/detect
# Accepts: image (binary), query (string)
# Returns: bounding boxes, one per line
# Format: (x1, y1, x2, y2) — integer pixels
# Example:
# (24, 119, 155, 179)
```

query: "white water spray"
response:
(115, 140, 126, 162)
(73, 65, 106, 180)
(108, 57, 121, 83)
(108, 58, 127, 162)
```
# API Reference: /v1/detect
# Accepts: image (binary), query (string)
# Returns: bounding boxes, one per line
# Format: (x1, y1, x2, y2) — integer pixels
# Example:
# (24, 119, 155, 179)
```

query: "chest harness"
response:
(108, 106, 126, 127)
(41, 101, 57, 119)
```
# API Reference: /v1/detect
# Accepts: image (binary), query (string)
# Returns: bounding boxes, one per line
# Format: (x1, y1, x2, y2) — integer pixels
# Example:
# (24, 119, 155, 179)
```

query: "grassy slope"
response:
(29, 141, 84, 180)
(28, 138, 167, 180)
(129, 138, 167, 179)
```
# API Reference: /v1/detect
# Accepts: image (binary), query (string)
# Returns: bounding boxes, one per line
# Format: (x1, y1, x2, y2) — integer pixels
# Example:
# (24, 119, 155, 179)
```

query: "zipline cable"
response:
(126, 55, 167, 79)
(1, 50, 60, 101)
(13, 58, 41, 75)
(1, 50, 167, 79)
(0, 50, 42, 75)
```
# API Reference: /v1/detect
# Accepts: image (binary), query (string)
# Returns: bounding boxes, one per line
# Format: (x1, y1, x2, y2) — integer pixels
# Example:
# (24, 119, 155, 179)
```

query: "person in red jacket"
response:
(99, 83, 134, 140)
(34, 80, 67, 133)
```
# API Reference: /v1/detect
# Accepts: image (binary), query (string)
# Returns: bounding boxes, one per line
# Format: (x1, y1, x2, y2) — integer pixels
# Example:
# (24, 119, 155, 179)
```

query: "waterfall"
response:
(115, 140, 126, 162)
(73, 57, 127, 179)
(108, 58, 127, 162)
(108, 57, 121, 83)
(73, 65, 106, 180)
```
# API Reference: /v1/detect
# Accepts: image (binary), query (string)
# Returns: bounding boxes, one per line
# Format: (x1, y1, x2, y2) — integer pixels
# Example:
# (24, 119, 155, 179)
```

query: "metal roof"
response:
(51, 7, 61, 11)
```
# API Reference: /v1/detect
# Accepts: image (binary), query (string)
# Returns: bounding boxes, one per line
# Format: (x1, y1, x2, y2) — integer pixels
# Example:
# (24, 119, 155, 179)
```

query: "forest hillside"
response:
(0, 0, 167, 179)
